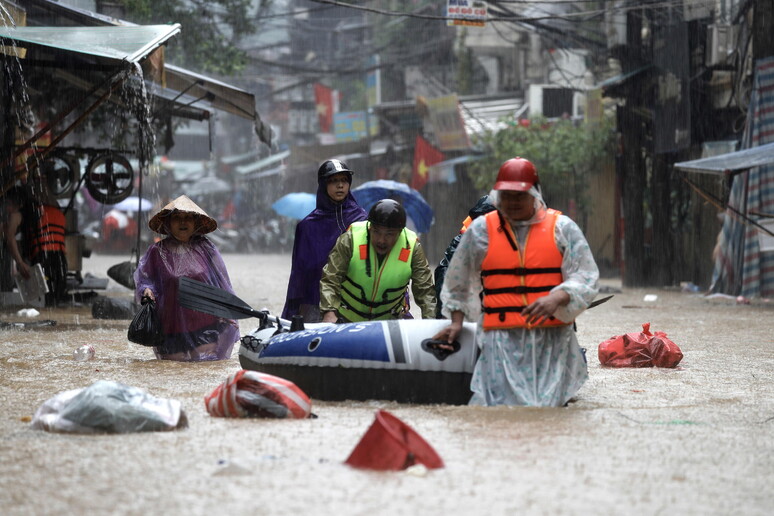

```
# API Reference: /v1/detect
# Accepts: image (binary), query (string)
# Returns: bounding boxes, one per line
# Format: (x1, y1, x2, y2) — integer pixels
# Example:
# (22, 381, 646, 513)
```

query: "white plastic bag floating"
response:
(31, 380, 188, 434)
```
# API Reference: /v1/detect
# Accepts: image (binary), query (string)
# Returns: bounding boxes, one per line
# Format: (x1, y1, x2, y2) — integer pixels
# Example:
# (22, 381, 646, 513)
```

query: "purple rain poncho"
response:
(281, 178, 367, 320)
(134, 236, 239, 361)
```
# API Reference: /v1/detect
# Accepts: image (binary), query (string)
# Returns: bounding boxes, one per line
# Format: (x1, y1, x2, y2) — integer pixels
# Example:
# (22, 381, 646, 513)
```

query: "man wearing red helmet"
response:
(434, 157, 599, 406)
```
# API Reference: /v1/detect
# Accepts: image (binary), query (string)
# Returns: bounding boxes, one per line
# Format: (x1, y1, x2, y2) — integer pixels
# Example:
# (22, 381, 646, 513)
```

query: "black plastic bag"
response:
(128, 296, 164, 347)
(108, 261, 136, 290)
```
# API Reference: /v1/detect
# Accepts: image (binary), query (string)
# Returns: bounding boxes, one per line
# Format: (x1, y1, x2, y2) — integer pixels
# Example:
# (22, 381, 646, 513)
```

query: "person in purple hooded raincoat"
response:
(135, 195, 239, 361)
(281, 159, 367, 322)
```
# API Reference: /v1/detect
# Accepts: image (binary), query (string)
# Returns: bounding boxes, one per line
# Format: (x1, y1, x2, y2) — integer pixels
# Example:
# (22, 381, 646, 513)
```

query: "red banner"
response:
(412, 135, 444, 191)
(314, 83, 334, 133)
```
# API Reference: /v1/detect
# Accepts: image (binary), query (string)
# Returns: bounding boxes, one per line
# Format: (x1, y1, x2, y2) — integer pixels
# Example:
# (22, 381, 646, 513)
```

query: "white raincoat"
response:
(440, 188, 599, 406)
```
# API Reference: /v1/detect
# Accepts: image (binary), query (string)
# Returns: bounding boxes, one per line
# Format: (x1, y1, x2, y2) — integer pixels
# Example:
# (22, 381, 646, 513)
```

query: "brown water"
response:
(1, 253, 773, 515)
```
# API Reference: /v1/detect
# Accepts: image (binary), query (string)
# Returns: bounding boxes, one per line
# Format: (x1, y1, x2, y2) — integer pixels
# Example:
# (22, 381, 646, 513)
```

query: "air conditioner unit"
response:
(683, 0, 712, 21)
(528, 85, 576, 118)
(706, 24, 735, 67)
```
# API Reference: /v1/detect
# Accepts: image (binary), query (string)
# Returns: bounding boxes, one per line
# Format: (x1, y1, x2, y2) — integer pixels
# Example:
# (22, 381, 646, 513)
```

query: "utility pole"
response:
(620, 8, 647, 286)
(753, 1, 774, 60)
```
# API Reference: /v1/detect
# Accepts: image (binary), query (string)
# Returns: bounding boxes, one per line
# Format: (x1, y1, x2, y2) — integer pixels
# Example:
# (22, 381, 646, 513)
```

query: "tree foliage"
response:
(455, 29, 473, 96)
(469, 116, 616, 225)
(122, 0, 269, 75)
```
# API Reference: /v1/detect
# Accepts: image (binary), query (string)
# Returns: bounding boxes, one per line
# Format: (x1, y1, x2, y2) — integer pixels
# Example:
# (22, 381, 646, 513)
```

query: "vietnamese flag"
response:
(412, 135, 444, 190)
(314, 83, 334, 133)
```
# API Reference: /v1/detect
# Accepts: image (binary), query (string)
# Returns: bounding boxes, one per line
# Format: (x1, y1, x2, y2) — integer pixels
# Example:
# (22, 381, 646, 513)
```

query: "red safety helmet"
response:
(493, 158, 539, 191)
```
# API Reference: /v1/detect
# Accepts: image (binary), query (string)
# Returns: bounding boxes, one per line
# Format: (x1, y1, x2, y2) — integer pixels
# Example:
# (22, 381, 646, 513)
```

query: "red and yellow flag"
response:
(411, 135, 444, 191)
(314, 83, 334, 133)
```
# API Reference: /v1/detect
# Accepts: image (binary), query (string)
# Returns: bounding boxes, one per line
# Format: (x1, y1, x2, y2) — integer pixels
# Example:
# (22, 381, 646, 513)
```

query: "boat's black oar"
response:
(178, 277, 285, 326)
(589, 294, 614, 309)
(180, 276, 613, 326)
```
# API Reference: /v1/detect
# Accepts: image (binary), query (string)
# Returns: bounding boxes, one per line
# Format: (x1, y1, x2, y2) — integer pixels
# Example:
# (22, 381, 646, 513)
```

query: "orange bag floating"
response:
(205, 370, 312, 419)
(598, 322, 683, 368)
(345, 410, 444, 470)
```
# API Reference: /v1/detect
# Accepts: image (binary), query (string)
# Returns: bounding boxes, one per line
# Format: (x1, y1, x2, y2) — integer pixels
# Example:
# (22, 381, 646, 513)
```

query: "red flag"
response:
(412, 135, 444, 190)
(314, 83, 334, 133)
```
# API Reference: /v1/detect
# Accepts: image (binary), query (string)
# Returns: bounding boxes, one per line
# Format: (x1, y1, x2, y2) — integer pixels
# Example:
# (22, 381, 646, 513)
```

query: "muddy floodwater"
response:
(1, 253, 772, 515)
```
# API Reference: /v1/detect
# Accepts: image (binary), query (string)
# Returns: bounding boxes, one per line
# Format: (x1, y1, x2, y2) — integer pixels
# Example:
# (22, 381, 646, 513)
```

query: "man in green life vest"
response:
(320, 199, 436, 323)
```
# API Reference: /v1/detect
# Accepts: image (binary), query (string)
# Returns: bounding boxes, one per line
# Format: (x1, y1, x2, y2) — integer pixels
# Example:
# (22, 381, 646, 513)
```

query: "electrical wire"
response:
(305, 0, 707, 24)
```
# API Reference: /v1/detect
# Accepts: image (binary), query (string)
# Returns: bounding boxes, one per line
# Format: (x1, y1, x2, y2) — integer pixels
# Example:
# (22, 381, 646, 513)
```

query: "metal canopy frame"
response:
(673, 142, 774, 175)
(0, 25, 181, 192)
(12, 0, 272, 146)
(0, 24, 181, 65)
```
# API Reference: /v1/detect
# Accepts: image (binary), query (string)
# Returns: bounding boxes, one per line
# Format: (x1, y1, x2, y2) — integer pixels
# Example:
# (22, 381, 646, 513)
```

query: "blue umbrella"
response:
(272, 192, 316, 220)
(352, 180, 434, 233)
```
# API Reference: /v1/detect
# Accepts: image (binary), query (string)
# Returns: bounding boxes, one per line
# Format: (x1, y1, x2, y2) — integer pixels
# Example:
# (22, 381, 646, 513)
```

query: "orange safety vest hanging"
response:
(480, 209, 568, 330)
(29, 204, 66, 259)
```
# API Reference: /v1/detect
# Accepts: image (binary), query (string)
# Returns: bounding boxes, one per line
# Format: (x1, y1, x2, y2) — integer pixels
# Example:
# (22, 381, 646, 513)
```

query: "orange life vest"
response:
(459, 216, 473, 234)
(29, 204, 66, 259)
(480, 209, 567, 330)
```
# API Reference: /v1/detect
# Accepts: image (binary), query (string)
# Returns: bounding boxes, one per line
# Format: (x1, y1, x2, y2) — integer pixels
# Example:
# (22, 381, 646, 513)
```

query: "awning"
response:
(221, 149, 261, 166)
(460, 96, 527, 136)
(163, 65, 250, 120)
(163, 65, 272, 147)
(0, 24, 181, 65)
(0, 24, 205, 120)
(52, 68, 211, 122)
(146, 83, 212, 121)
(427, 154, 484, 183)
(235, 150, 290, 175)
(598, 65, 652, 97)
(374, 94, 526, 143)
(15, 0, 272, 146)
(245, 166, 283, 180)
(673, 142, 774, 175)
(428, 155, 482, 172)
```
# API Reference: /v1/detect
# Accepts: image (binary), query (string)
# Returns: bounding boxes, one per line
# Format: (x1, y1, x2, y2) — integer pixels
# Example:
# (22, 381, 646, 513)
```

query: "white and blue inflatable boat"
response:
(239, 318, 479, 405)
(175, 277, 477, 405)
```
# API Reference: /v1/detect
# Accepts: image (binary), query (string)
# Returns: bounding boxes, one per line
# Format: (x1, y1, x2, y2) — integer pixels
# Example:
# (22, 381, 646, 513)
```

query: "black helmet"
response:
(368, 199, 406, 229)
(317, 159, 353, 181)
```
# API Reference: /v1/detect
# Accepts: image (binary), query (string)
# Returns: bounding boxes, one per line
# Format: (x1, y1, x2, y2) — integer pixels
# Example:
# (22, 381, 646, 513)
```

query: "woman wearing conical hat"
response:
(134, 195, 239, 361)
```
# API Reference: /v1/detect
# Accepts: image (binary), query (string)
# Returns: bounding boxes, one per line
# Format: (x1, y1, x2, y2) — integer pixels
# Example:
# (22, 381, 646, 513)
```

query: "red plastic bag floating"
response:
(205, 370, 312, 419)
(345, 410, 444, 470)
(598, 323, 683, 368)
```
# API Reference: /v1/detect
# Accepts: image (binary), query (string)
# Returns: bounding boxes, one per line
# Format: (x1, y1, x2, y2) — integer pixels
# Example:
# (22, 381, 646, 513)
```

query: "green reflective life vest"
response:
(339, 221, 417, 321)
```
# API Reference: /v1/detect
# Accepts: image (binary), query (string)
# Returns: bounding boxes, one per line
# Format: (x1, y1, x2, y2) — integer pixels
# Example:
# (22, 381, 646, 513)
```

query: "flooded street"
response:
(1, 253, 772, 515)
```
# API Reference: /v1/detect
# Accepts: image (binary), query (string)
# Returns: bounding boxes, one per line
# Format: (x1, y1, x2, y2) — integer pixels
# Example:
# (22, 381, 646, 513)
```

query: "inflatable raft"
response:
(175, 277, 478, 404)
(239, 318, 479, 405)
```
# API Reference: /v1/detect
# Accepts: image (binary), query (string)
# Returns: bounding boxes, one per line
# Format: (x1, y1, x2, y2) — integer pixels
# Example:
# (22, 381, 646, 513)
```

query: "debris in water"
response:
(73, 344, 95, 362)
(405, 464, 429, 477)
(213, 459, 251, 476)
(0, 320, 56, 330)
(680, 282, 701, 293)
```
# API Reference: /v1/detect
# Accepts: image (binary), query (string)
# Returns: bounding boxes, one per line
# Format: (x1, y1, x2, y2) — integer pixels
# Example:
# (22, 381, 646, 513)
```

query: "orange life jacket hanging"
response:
(29, 204, 66, 259)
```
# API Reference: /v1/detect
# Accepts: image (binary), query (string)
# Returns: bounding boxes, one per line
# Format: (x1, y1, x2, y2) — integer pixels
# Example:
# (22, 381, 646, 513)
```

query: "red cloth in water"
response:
(598, 322, 683, 368)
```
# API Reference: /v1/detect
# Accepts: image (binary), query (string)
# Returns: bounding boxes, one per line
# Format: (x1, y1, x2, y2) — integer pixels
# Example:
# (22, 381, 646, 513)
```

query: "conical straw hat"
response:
(148, 195, 218, 235)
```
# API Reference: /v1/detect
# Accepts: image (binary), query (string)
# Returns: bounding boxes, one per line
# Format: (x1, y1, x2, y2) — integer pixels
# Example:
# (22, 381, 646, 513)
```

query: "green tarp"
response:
(0, 24, 181, 64)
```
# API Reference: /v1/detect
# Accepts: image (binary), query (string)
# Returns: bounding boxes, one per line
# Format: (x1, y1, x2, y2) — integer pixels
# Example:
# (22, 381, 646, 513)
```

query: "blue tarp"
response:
(674, 142, 774, 175)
